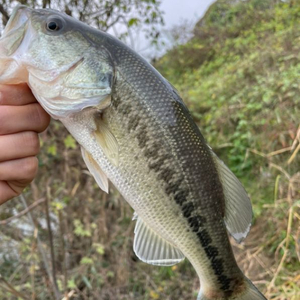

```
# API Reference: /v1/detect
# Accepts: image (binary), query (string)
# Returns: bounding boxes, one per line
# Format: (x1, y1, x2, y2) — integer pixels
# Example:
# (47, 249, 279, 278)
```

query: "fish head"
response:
(0, 5, 90, 83)
(0, 5, 113, 119)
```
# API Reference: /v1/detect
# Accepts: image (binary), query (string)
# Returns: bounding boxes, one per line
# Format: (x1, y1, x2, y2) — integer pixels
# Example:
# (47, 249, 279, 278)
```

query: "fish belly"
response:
(63, 71, 244, 295)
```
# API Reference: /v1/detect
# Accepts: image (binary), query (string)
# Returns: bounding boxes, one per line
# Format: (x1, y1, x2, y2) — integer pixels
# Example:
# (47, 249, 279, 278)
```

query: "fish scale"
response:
(0, 5, 267, 300)
(99, 42, 244, 293)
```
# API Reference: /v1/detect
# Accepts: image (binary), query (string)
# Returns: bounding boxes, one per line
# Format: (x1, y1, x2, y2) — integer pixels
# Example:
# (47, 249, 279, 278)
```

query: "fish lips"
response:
(1, 5, 31, 55)
(0, 5, 31, 83)
(4, 5, 30, 33)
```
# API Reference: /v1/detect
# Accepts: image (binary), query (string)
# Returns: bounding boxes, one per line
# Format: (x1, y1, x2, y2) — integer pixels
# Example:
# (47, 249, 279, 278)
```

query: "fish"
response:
(0, 5, 267, 300)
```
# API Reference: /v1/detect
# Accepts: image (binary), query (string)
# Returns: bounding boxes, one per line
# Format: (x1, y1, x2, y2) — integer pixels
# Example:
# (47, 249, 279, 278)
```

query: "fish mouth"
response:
(0, 5, 30, 56)
(0, 5, 32, 83)
(3, 5, 30, 35)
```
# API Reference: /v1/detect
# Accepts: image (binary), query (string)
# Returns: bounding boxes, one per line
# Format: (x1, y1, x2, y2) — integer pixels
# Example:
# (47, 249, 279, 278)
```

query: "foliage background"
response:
(0, 0, 299, 299)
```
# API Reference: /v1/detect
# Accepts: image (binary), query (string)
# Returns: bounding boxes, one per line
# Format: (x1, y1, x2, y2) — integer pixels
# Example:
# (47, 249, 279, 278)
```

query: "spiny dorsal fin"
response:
(133, 214, 185, 266)
(93, 119, 119, 166)
(81, 147, 109, 193)
(211, 151, 252, 243)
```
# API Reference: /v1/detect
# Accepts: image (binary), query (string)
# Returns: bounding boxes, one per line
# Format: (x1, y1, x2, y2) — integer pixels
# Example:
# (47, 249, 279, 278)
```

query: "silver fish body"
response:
(0, 6, 267, 300)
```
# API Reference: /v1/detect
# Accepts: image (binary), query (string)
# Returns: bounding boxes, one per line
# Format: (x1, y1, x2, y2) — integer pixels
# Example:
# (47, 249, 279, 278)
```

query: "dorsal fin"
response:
(133, 214, 185, 266)
(211, 151, 252, 243)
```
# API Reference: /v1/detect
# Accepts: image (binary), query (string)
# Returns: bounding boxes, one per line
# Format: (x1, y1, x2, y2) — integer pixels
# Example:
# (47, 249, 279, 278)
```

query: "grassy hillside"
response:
(156, 0, 299, 180)
(155, 0, 300, 298)
(0, 0, 299, 299)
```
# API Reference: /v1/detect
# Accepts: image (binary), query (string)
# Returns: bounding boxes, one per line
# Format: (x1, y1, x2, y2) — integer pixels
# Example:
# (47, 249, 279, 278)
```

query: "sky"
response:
(161, 0, 216, 27)
(0, 0, 217, 60)
(137, 0, 217, 59)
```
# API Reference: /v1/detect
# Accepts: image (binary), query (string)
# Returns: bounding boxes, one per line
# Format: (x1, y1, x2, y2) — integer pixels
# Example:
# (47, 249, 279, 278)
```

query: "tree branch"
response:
(0, 198, 46, 225)
(45, 186, 60, 299)
(106, 15, 124, 29)
(58, 210, 68, 299)
(0, 275, 29, 300)
(20, 194, 61, 300)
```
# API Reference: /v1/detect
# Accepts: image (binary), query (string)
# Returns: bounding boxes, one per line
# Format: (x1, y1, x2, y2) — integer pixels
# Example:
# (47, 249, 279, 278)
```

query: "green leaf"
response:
(128, 18, 139, 27)
(47, 144, 57, 156)
(67, 279, 77, 289)
(93, 243, 105, 255)
(82, 276, 92, 289)
(106, 271, 114, 278)
(51, 200, 65, 211)
(64, 135, 77, 150)
(57, 279, 63, 290)
(74, 219, 92, 237)
(80, 257, 94, 265)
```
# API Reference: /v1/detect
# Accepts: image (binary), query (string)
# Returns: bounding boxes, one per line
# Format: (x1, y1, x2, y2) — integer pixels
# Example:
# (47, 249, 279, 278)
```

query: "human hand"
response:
(0, 84, 50, 204)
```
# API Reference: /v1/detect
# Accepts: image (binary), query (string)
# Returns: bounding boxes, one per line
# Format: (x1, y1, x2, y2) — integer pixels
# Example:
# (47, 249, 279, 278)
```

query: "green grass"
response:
(0, 0, 299, 299)
(155, 0, 300, 298)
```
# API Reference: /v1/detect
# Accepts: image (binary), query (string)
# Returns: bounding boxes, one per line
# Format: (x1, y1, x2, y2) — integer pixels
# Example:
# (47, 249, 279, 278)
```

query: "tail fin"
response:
(197, 280, 267, 300)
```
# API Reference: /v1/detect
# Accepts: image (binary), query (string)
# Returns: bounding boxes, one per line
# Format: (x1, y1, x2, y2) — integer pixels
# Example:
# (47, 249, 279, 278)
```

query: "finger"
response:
(0, 103, 50, 135)
(0, 131, 40, 162)
(0, 181, 22, 205)
(0, 157, 38, 182)
(0, 84, 36, 106)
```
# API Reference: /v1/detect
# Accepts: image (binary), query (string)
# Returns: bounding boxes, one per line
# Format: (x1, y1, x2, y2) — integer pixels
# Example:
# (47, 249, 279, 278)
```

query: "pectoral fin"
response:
(81, 147, 109, 193)
(93, 119, 119, 166)
(96, 95, 111, 111)
(133, 214, 185, 266)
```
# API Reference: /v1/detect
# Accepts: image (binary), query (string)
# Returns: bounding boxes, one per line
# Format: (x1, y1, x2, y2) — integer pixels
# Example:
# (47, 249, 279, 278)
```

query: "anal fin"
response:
(133, 214, 185, 266)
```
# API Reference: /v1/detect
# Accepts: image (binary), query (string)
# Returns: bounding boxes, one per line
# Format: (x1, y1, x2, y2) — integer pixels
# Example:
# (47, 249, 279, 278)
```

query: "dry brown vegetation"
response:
(0, 0, 299, 299)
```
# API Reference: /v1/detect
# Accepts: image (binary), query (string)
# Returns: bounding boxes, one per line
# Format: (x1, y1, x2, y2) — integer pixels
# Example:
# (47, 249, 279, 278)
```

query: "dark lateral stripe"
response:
(149, 156, 169, 172)
(182, 202, 194, 218)
(136, 125, 148, 148)
(128, 115, 141, 131)
(188, 215, 206, 232)
(165, 177, 184, 195)
(211, 258, 224, 275)
(197, 230, 212, 247)
(204, 245, 218, 260)
(129, 111, 233, 292)
(158, 167, 175, 183)
(195, 228, 233, 292)
(144, 143, 160, 158)
(217, 274, 232, 291)
(174, 190, 189, 206)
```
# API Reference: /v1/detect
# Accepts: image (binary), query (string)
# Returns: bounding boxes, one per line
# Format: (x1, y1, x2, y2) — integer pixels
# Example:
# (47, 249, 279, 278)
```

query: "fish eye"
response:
(46, 16, 65, 32)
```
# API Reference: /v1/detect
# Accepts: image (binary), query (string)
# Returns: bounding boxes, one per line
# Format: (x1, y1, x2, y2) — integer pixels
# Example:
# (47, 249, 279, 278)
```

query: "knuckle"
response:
(22, 157, 38, 179)
(30, 104, 43, 123)
(24, 132, 40, 154)
(0, 84, 34, 106)
(0, 85, 10, 104)
(31, 104, 50, 132)
(0, 106, 9, 133)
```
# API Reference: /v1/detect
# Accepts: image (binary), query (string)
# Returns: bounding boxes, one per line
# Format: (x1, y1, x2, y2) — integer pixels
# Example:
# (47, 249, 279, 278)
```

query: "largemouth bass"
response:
(0, 6, 267, 300)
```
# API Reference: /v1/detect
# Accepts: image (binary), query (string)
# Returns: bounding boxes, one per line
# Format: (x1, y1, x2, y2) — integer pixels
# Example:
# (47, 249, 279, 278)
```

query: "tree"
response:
(0, 2, 165, 299)
(0, 0, 164, 47)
